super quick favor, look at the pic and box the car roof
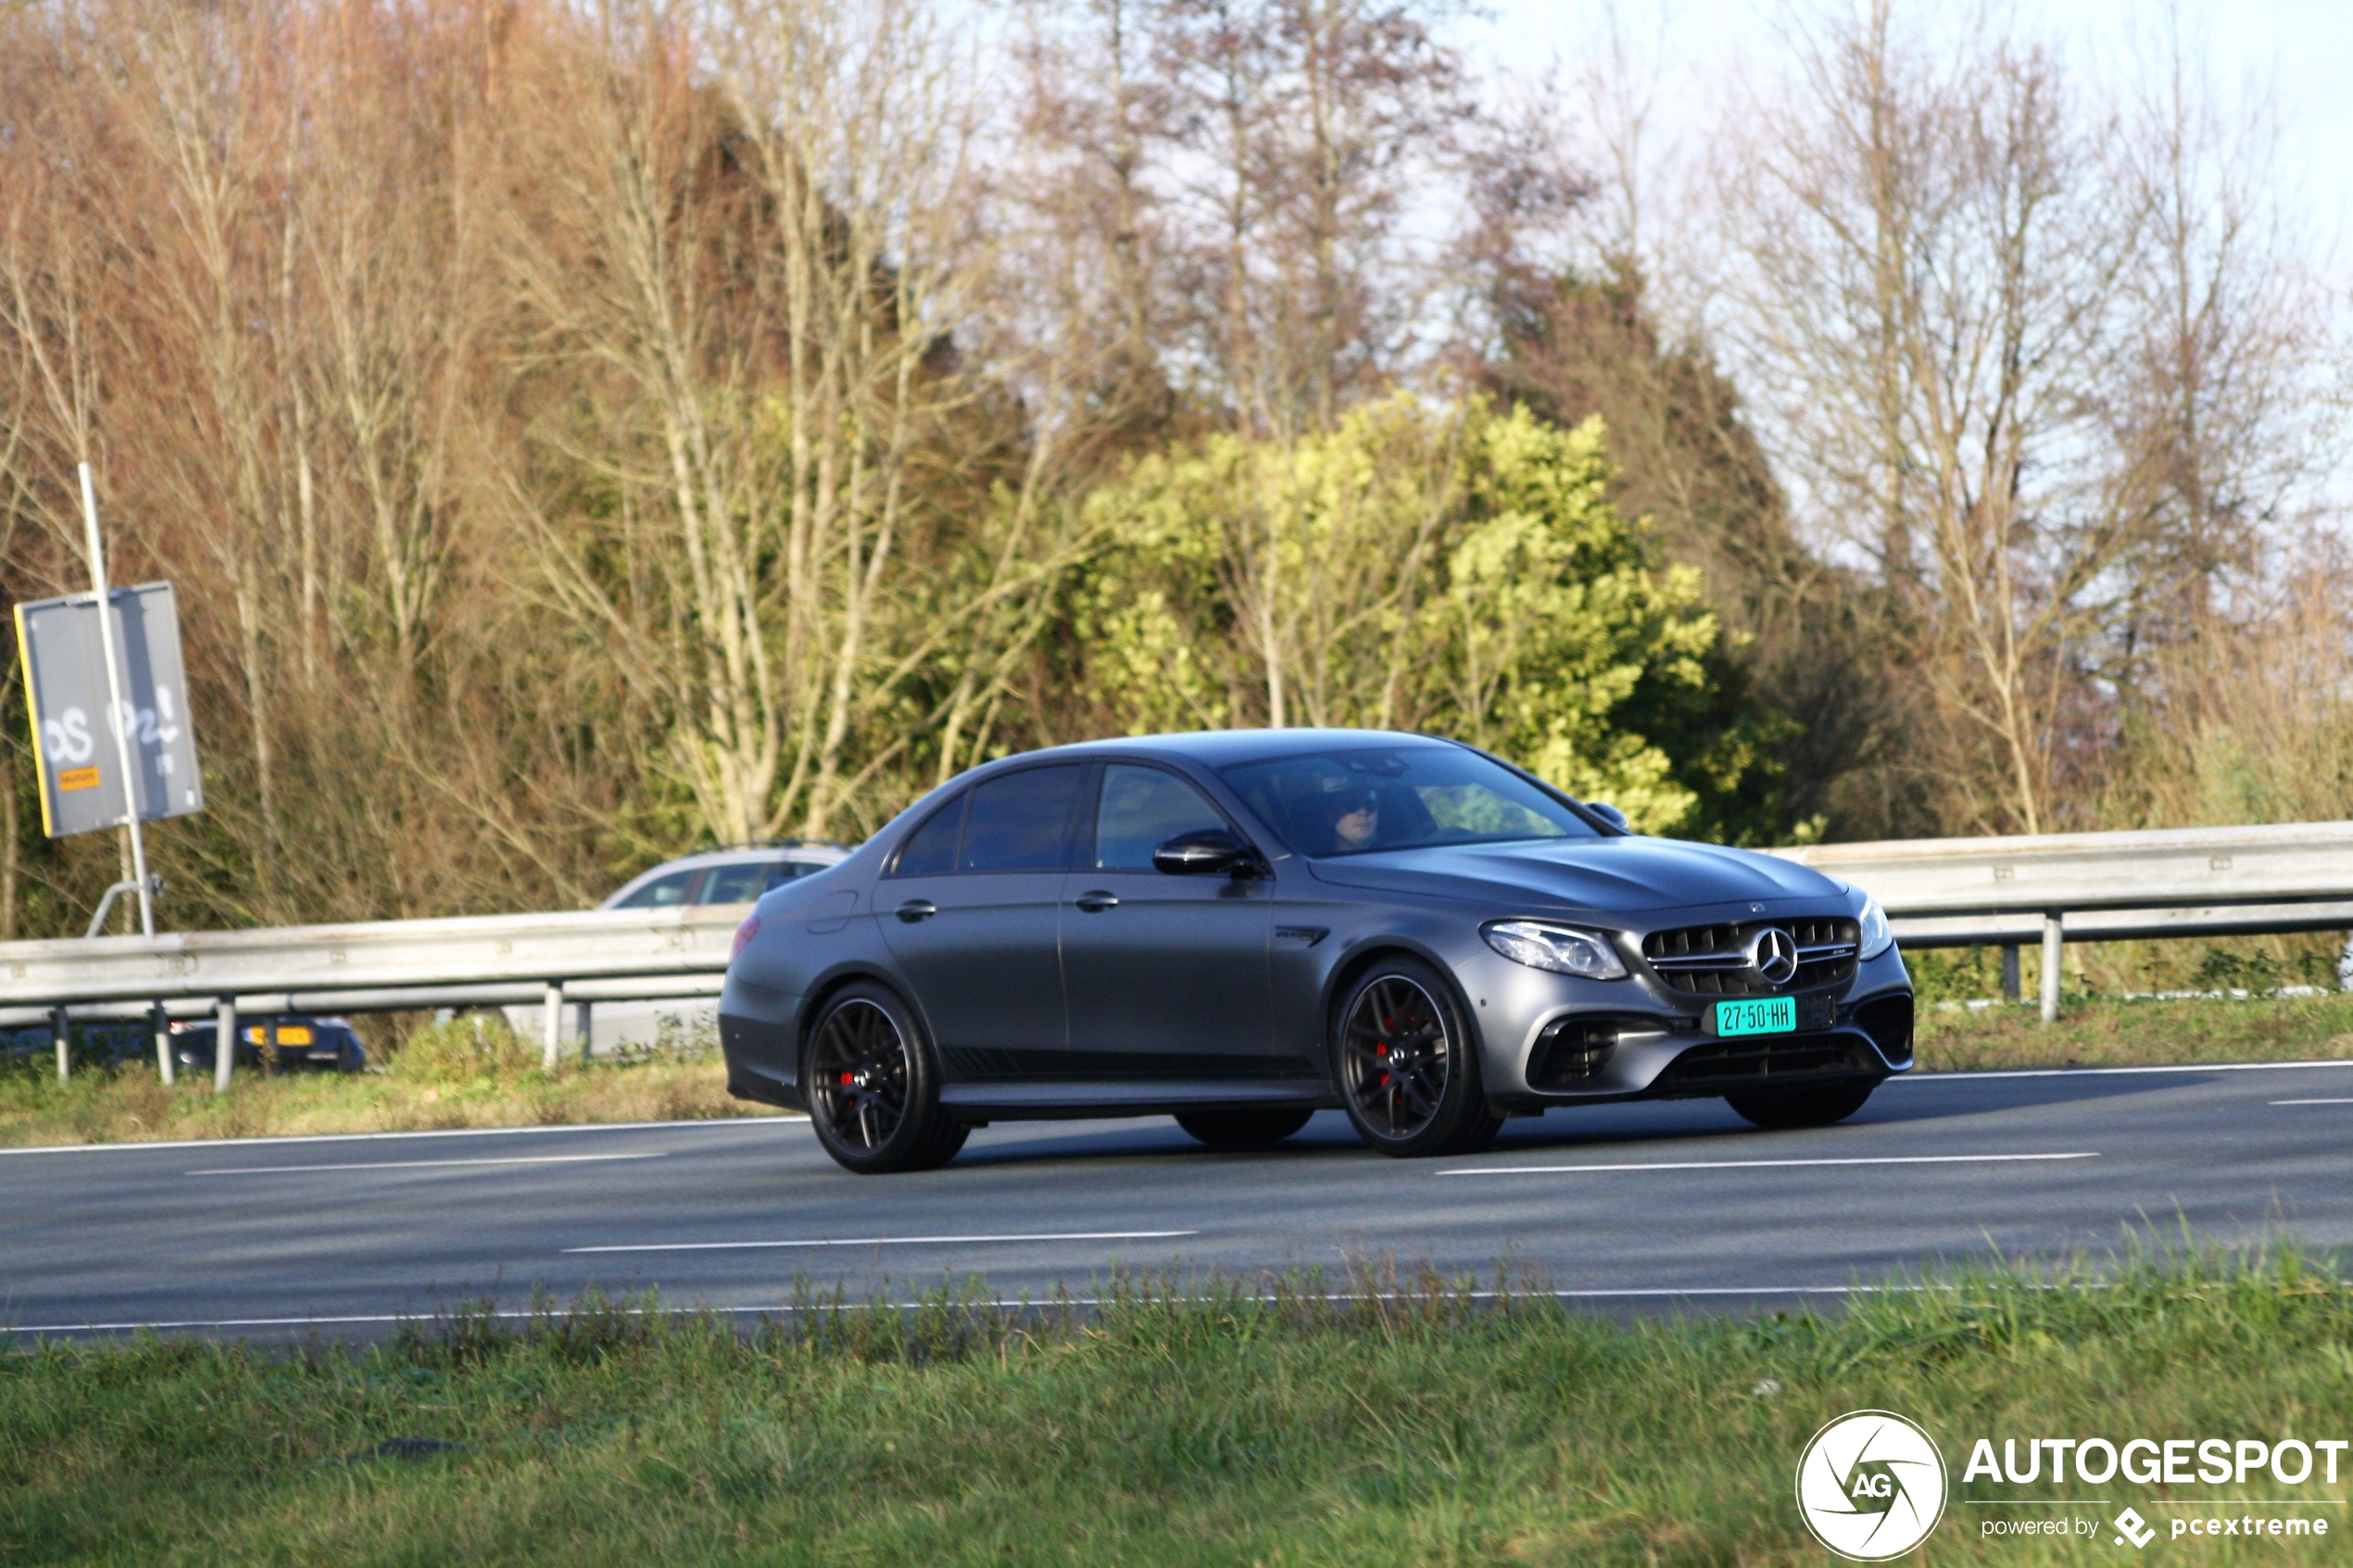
[994,728,1461,771]
[632,845,849,871]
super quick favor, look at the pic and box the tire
[1333,956,1504,1158]
[1725,1078,1881,1130]
[803,983,969,1173]
[1175,1109,1315,1149]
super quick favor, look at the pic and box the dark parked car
[719,730,1914,1173]
[170,1014,368,1074]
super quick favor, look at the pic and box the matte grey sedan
[718,730,1914,1173]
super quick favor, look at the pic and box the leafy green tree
[1075,395,1764,834]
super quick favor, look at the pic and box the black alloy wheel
[1174,1109,1315,1149]
[804,983,968,1174]
[1334,957,1503,1158]
[1725,1078,1881,1130]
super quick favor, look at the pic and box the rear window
[1218,745,1599,857]
[890,795,966,877]
[960,765,1084,872]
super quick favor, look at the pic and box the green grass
[0,1053,783,1149]
[7,1249,2353,1564]
[1917,989,2353,1073]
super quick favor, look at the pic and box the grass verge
[7,1249,2353,1564]
[0,1055,782,1148]
[1916,989,2353,1073]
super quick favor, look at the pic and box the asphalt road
[8,1060,2353,1339]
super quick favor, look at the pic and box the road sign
[15,583,205,838]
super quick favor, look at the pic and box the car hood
[1302,835,1845,915]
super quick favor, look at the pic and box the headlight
[1857,897,1893,960]
[1482,920,1628,980]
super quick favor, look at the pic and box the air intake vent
[1653,1035,1880,1089]
[1529,1015,1652,1088]
[1853,994,1915,1065]
[1642,918,1859,996]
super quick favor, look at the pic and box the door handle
[1073,890,1119,913]
[894,899,937,923]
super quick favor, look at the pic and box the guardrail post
[575,997,593,1061]
[542,981,564,1071]
[51,1005,68,1084]
[214,997,236,1092]
[2039,913,2064,1026]
[152,1000,173,1086]
[2000,945,2020,1002]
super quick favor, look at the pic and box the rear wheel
[1725,1078,1881,1130]
[804,984,968,1173]
[1175,1109,1314,1148]
[1334,957,1503,1158]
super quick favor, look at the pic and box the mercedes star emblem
[1745,926,1799,985]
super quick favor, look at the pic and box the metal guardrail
[0,906,746,1086]
[7,820,2350,1083]
[1770,820,2353,1021]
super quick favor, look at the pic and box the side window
[698,862,770,904]
[762,860,823,892]
[615,869,701,909]
[1094,764,1229,870]
[890,795,966,877]
[960,765,1085,872]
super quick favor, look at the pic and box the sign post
[13,466,207,1083]
[80,464,153,938]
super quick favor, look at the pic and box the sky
[1476,0,2353,285]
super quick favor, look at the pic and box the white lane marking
[1438,1152,2099,1177]
[7,1284,1896,1335]
[2272,1098,2353,1105]
[1892,1060,2353,1081]
[2,1115,803,1158]
[189,1153,669,1175]
[564,1229,1198,1254]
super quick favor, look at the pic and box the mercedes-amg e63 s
[718,730,1914,1173]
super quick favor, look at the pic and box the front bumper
[1469,938,1914,1110]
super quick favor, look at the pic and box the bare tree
[1717,3,2157,834]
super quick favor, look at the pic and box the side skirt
[939,1080,1335,1123]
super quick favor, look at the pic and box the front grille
[1642,917,1859,996]
[1529,1014,1655,1088]
[1653,1033,1880,1089]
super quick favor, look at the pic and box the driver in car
[1329,788,1380,852]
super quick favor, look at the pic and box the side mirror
[1587,801,1629,832]
[1153,828,1264,877]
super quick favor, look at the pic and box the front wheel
[1725,1078,1881,1130]
[1334,957,1503,1158]
[1175,1109,1314,1148]
[804,984,968,1173]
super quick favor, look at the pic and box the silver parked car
[602,842,852,911]
[507,842,851,1054]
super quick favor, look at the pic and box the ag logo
[1795,1410,1947,1561]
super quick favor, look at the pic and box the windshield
[1218,745,1602,857]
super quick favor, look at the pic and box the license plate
[1713,997,1794,1036]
